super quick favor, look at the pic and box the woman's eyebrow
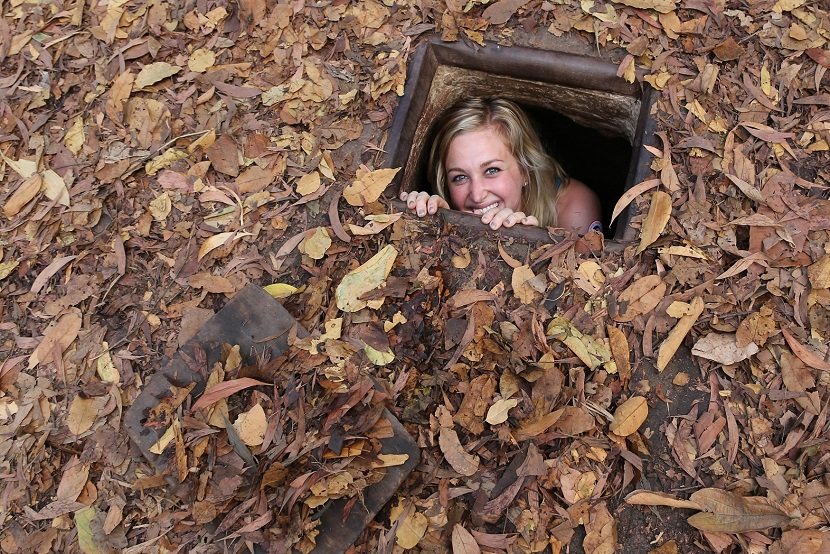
[479,159,503,167]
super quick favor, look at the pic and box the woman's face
[445,126,525,216]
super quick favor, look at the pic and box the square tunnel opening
[386,38,657,242]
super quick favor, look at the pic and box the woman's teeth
[473,202,499,215]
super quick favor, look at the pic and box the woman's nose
[469,178,486,202]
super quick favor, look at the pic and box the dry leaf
[198,231,251,261]
[343,167,400,206]
[687,488,791,532]
[298,227,331,260]
[438,407,480,477]
[808,254,830,289]
[187,48,216,73]
[613,0,676,13]
[657,296,704,371]
[781,328,830,371]
[636,190,672,253]
[607,325,631,381]
[614,275,666,322]
[56,456,90,502]
[67,395,99,435]
[335,244,398,312]
[191,377,269,412]
[63,117,85,155]
[512,264,541,304]
[691,333,759,365]
[134,61,181,90]
[233,403,267,446]
[41,170,70,206]
[96,342,120,383]
[390,500,428,549]
[485,398,518,425]
[452,524,482,554]
[348,213,402,236]
[28,311,82,370]
[609,396,648,436]
[263,283,298,298]
[296,171,321,196]
[625,490,702,510]
[3,173,42,217]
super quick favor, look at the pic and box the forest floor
[1,0,829,553]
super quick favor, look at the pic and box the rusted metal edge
[124,284,306,470]
[310,410,420,554]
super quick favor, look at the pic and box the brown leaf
[687,488,791,533]
[806,48,830,69]
[713,37,744,61]
[735,306,776,348]
[583,502,617,554]
[31,255,77,294]
[28,311,82,370]
[781,328,830,371]
[236,165,274,194]
[56,456,90,502]
[482,0,528,24]
[190,377,270,412]
[636,190,672,254]
[611,178,659,224]
[625,490,702,510]
[691,333,759,365]
[454,374,496,434]
[343,167,399,206]
[2,173,42,218]
[206,135,240,177]
[610,396,648,437]
[614,275,666,323]
[657,296,704,371]
[607,325,631,382]
[451,524,481,554]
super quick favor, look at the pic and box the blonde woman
[400,97,602,232]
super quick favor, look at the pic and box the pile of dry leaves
[1,0,828,552]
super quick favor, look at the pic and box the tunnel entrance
[386,38,657,241]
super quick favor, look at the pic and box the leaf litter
[0,0,829,553]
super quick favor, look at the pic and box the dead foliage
[0,0,829,552]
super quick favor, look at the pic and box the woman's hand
[480,207,539,230]
[400,191,449,217]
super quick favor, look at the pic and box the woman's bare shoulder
[555,178,602,232]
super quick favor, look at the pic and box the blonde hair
[428,98,569,227]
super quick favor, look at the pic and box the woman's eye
[484,167,501,176]
[450,174,467,184]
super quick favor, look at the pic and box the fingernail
[418,209,424,216]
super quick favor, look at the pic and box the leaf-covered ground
[1,0,829,552]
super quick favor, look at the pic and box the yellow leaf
[187,130,216,153]
[807,254,830,289]
[1,154,38,179]
[233,403,267,446]
[74,507,103,554]
[296,171,321,196]
[64,117,85,155]
[452,248,471,269]
[393,505,428,549]
[145,148,188,176]
[657,296,705,371]
[772,0,805,12]
[41,170,70,207]
[485,398,518,425]
[372,453,409,468]
[609,396,648,436]
[343,167,400,206]
[0,261,20,281]
[636,190,672,254]
[364,344,394,366]
[67,396,99,435]
[188,48,216,73]
[298,227,331,260]
[263,283,298,298]
[613,0,677,12]
[348,212,402,236]
[3,173,42,217]
[198,231,251,260]
[512,264,540,304]
[96,342,120,384]
[134,62,181,90]
[149,423,176,454]
[149,192,172,222]
[335,245,398,312]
